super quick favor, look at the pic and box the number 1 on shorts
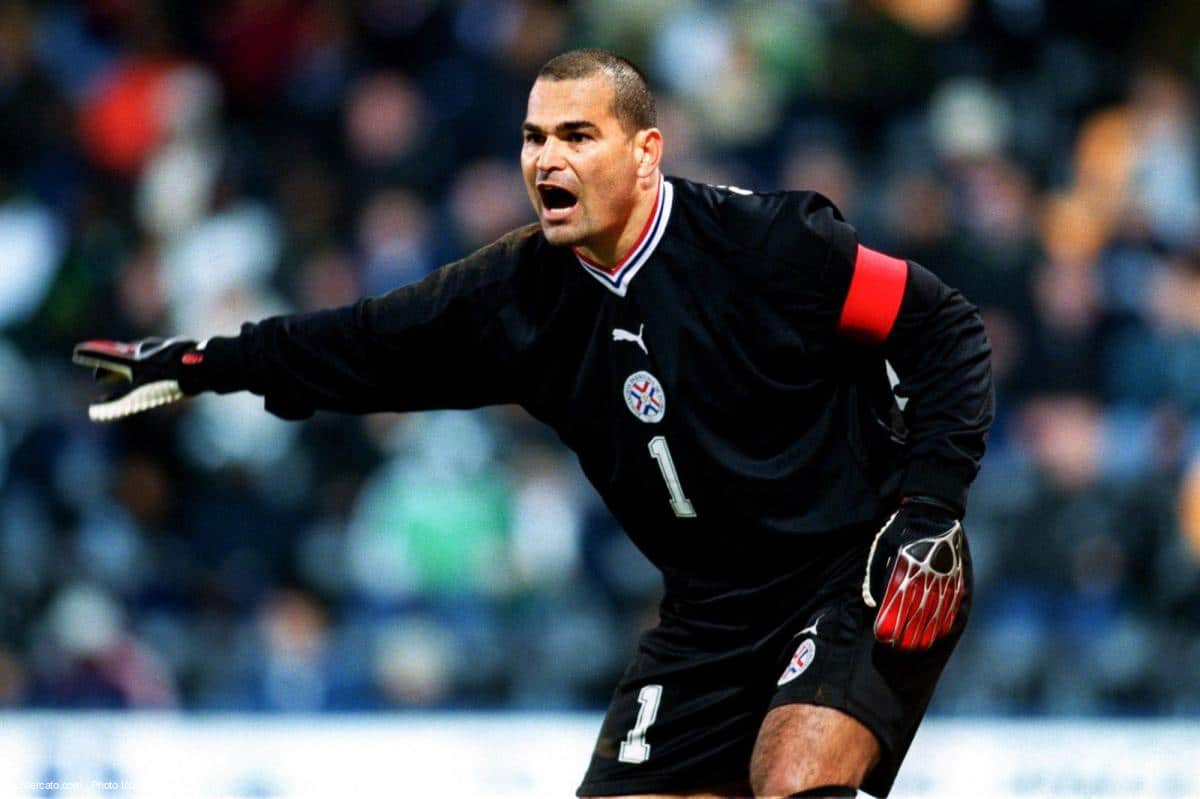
[648,436,696,518]
[618,683,663,764]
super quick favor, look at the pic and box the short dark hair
[537,49,656,133]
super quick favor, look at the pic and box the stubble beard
[540,219,586,248]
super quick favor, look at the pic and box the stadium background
[2,0,1200,794]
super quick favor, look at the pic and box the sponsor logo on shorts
[624,370,665,423]
[795,613,823,638]
[777,638,816,686]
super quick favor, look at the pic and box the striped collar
[573,175,673,297]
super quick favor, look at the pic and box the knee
[748,755,787,797]
[750,754,854,797]
[750,758,856,796]
[750,749,866,796]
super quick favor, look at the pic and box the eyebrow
[522,120,601,135]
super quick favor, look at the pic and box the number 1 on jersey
[648,436,697,518]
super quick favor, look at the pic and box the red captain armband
[836,245,908,344]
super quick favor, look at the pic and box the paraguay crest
[624,370,665,423]
[777,638,816,686]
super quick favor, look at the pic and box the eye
[567,132,590,144]
[523,132,544,145]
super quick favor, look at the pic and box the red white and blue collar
[573,175,673,297]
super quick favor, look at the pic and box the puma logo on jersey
[612,324,648,355]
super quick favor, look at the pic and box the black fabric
[190,177,992,580]
[577,525,973,798]
[885,261,994,512]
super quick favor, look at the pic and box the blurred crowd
[1,0,1199,715]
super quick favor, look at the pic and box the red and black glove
[72,337,208,422]
[862,496,968,651]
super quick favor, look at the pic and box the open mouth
[537,184,578,219]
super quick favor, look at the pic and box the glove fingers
[902,571,935,650]
[88,380,183,422]
[73,354,133,383]
[917,579,946,649]
[874,555,967,651]
[874,558,915,645]
[922,572,955,648]
[940,574,964,638]
[95,367,129,386]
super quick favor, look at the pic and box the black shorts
[577,524,973,798]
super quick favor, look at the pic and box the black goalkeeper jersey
[198,175,993,580]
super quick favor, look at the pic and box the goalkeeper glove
[72,337,207,422]
[862,496,968,651]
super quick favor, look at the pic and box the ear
[633,128,663,178]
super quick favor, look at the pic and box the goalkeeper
[75,49,992,799]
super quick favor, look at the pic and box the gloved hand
[861,496,968,651]
[72,337,205,422]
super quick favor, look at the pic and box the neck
[575,172,661,269]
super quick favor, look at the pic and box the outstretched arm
[76,229,540,422]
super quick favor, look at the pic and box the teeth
[89,380,184,422]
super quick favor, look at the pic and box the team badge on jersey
[624,371,665,423]
[777,638,816,686]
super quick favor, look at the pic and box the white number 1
[618,683,663,764]
[648,436,696,518]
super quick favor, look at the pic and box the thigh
[766,537,974,797]
[750,703,879,795]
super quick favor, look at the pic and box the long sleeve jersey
[192,176,994,579]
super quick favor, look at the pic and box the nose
[535,136,566,174]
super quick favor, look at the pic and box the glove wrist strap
[179,335,248,395]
